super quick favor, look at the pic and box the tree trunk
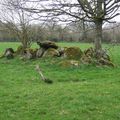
[21,29,29,49]
[22,39,28,49]
[82,20,87,41]
[94,21,103,54]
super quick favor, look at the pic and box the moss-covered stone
[58,60,80,67]
[84,47,94,57]
[98,58,115,67]
[64,47,83,60]
[26,48,38,58]
[16,45,25,55]
[82,47,114,67]
[57,47,69,57]
[0,54,4,59]
[43,48,60,58]
[22,48,38,59]
[81,54,93,64]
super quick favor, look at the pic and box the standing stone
[36,48,45,58]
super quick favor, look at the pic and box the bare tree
[68,20,89,42]
[0,0,34,49]
[2,0,120,56]
[76,0,120,54]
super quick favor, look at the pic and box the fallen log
[35,65,53,84]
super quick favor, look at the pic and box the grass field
[0,42,120,120]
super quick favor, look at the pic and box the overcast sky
[0,0,120,25]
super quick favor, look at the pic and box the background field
[0,42,120,120]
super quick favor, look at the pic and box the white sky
[0,0,120,25]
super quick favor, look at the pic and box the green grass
[0,42,120,120]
